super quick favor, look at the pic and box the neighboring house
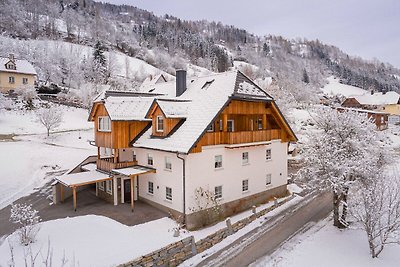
[336,107,389,130]
[342,91,400,115]
[53,70,297,230]
[0,54,37,93]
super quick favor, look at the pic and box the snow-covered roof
[139,73,172,93]
[156,99,191,118]
[104,97,153,121]
[350,91,400,106]
[134,70,274,153]
[56,170,111,187]
[0,56,37,75]
[112,165,155,176]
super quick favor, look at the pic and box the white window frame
[22,77,28,85]
[156,116,164,132]
[98,116,111,132]
[266,148,272,161]
[148,181,154,195]
[227,120,234,132]
[8,76,15,84]
[258,119,263,130]
[219,119,223,131]
[147,154,154,166]
[215,155,223,169]
[98,181,104,190]
[165,156,172,170]
[214,185,222,200]
[242,179,249,192]
[106,180,112,194]
[242,152,249,165]
[266,174,272,186]
[166,187,172,201]
[207,123,214,132]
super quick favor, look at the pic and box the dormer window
[5,63,16,70]
[156,116,164,132]
[98,116,111,132]
[207,123,214,132]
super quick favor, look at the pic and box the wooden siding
[96,158,137,172]
[190,100,294,153]
[151,106,182,137]
[93,104,149,148]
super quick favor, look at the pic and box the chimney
[9,53,15,62]
[176,69,187,97]
[370,89,374,95]
[382,89,387,95]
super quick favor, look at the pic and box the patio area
[0,185,168,238]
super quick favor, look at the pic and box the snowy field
[252,217,400,267]
[0,104,96,209]
[322,76,367,97]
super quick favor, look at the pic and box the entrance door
[124,179,131,203]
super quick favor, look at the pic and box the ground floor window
[106,180,113,194]
[22,77,28,84]
[148,181,154,194]
[242,179,249,192]
[98,181,104,190]
[166,187,172,201]
[266,174,272,185]
[215,185,223,199]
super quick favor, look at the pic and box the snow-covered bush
[0,94,13,111]
[15,86,38,110]
[36,106,63,136]
[350,173,400,258]
[10,203,40,246]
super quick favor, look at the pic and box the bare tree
[189,187,222,228]
[10,203,41,246]
[350,172,400,258]
[37,107,63,136]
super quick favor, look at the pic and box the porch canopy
[56,170,111,211]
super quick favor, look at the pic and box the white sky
[101,0,400,68]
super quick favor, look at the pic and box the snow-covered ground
[0,104,96,209]
[252,217,400,267]
[322,76,367,97]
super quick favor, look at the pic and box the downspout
[176,152,186,226]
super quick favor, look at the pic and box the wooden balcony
[201,129,282,146]
[96,157,137,172]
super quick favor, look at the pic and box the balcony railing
[97,157,137,172]
[202,129,281,146]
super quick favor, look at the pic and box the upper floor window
[98,116,111,132]
[227,120,234,132]
[8,76,15,84]
[165,156,172,170]
[219,119,223,131]
[207,123,214,132]
[156,116,164,132]
[258,119,263,130]
[6,63,16,70]
[215,155,223,169]
[147,154,154,166]
[266,149,272,161]
[132,151,136,161]
[242,152,249,165]
[22,77,28,84]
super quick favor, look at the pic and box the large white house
[54,70,297,229]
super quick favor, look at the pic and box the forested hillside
[1,0,400,102]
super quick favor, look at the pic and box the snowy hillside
[322,76,367,97]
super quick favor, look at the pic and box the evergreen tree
[92,41,107,83]
[302,68,310,84]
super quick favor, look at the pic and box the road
[197,191,333,267]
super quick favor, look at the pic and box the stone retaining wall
[119,195,295,267]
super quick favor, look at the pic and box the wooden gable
[148,104,183,137]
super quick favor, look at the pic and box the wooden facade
[190,100,295,153]
[150,106,182,137]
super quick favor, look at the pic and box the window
[227,120,234,132]
[207,123,214,132]
[214,186,222,199]
[266,149,272,160]
[148,181,154,194]
[242,179,249,192]
[100,147,113,158]
[258,119,263,130]
[266,174,272,185]
[166,187,172,201]
[156,116,164,132]
[22,77,28,85]
[165,156,172,170]
[219,119,223,131]
[215,155,222,169]
[242,152,249,164]
[106,180,112,194]
[98,116,111,132]
[8,76,15,84]
[6,63,15,70]
[132,151,136,161]
[147,154,154,166]
[98,181,104,190]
